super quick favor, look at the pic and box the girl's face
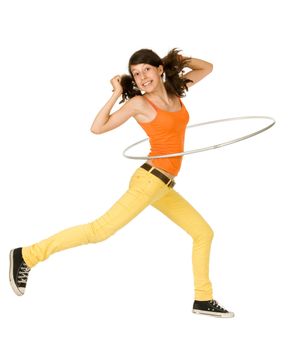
[130,63,163,92]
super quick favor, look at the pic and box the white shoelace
[210,300,227,311]
[18,263,31,284]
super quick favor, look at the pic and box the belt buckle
[166,178,174,188]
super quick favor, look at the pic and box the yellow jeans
[22,166,214,300]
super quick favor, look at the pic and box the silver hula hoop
[122,116,276,160]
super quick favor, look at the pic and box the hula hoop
[122,116,276,160]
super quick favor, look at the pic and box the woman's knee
[86,220,113,243]
[190,223,214,243]
[205,225,214,242]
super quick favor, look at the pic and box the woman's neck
[145,84,171,104]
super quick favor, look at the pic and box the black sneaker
[9,248,31,296]
[192,300,235,318]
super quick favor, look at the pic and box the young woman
[10,48,234,318]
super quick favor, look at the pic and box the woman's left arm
[181,56,213,88]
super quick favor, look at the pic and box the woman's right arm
[181,56,213,88]
[90,75,140,134]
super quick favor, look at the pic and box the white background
[1,0,289,349]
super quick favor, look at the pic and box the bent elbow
[90,127,103,135]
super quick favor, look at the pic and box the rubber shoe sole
[192,309,235,318]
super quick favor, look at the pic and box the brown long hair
[119,48,192,103]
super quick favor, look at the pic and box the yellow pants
[22,166,214,300]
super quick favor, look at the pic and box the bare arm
[90,75,139,134]
[181,56,213,88]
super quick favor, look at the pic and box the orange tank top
[137,96,189,176]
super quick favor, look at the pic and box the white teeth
[143,81,152,87]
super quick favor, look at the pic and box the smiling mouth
[143,80,153,87]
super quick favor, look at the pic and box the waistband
[140,163,175,188]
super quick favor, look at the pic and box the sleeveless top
[137,96,189,176]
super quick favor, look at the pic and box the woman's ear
[158,65,164,76]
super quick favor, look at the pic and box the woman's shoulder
[128,95,157,123]
[126,95,150,113]
[129,95,147,106]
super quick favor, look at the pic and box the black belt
[140,163,175,188]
